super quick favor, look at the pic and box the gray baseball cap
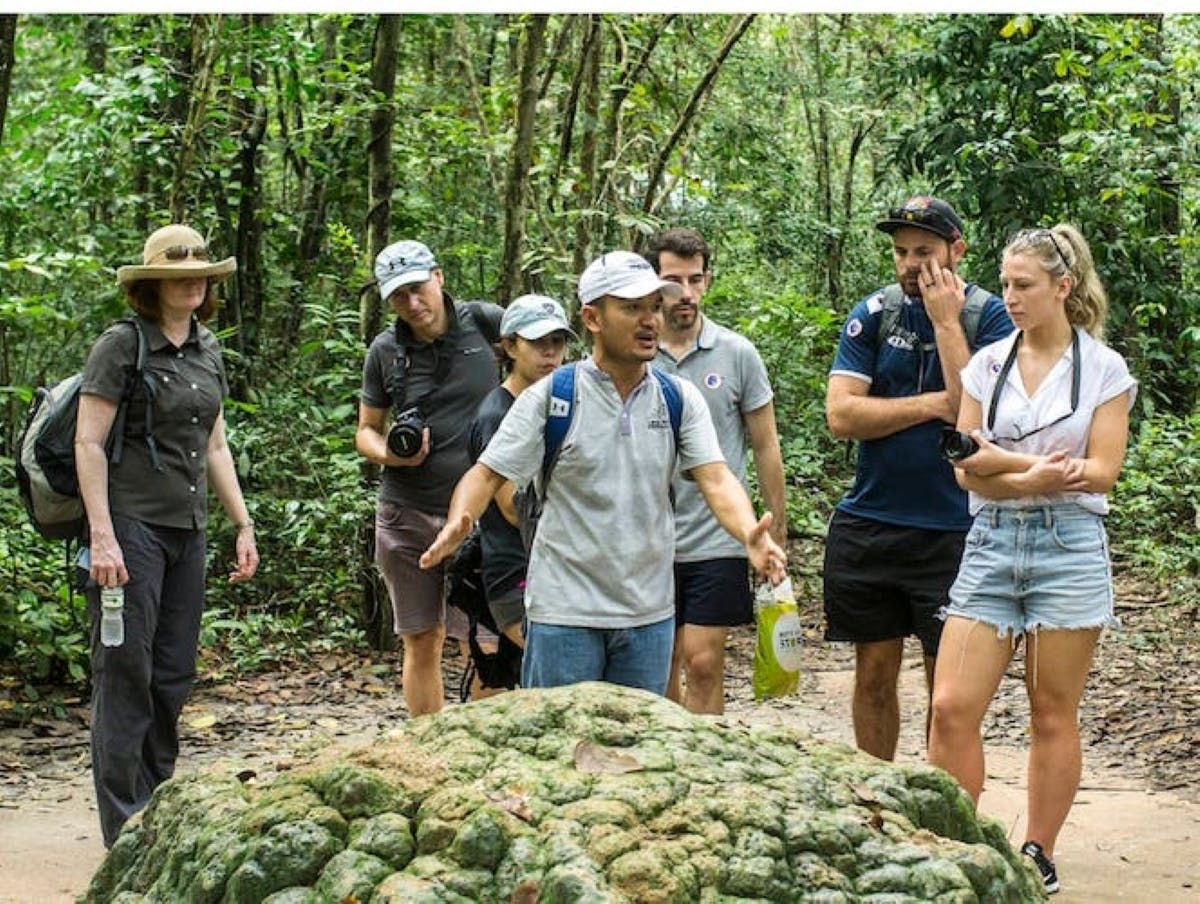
[501,294,577,340]
[577,250,683,306]
[376,240,438,300]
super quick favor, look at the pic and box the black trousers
[87,515,207,847]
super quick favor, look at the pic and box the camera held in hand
[387,406,426,458]
[939,425,979,463]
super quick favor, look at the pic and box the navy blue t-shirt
[830,284,1013,531]
[469,385,528,601]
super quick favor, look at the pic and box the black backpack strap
[108,318,158,469]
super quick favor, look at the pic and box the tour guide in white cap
[421,250,787,696]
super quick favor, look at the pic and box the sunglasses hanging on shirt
[985,328,1081,443]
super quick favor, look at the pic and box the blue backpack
[515,362,683,550]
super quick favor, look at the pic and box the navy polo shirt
[830,284,1013,531]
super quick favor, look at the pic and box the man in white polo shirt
[421,250,787,694]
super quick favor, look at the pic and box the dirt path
[2,641,1197,903]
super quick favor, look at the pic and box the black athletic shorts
[674,557,754,628]
[822,509,967,657]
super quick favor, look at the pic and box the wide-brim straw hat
[116,224,237,288]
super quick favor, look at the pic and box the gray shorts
[374,500,448,636]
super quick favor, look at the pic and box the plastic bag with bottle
[752,576,803,701]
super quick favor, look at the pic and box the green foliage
[1110,412,1200,576]
[0,488,90,689]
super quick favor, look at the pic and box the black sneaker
[1020,840,1060,895]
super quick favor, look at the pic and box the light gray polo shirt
[478,357,724,628]
[655,316,774,561]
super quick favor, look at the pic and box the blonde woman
[928,224,1136,894]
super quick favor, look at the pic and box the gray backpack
[875,282,990,353]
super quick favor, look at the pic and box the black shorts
[822,510,967,657]
[674,558,754,628]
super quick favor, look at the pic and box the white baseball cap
[577,250,683,306]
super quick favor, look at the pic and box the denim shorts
[521,616,675,694]
[943,504,1119,637]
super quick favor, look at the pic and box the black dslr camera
[939,425,979,463]
[387,406,426,458]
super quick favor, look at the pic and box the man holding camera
[420,250,787,695]
[823,197,1012,760]
[357,239,503,715]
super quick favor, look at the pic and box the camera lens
[939,426,978,463]
[387,407,425,458]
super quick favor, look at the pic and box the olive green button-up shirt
[80,314,227,530]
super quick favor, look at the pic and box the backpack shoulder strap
[108,318,153,467]
[540,362,578,485]
[874,284,905,350]
[649,367,683,447]
[960,284,990,348]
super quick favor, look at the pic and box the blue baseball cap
[501,294,577,340]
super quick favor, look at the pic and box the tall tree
[226,13,269,393]
[169,15,221,222]
[363,14,399,343]
[0,15,15,152]
[497,14,549,301]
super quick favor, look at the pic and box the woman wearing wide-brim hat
[76,223,259,848]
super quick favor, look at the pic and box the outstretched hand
[746,512,787,585]
[419,511,474,570]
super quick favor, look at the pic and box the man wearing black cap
[823,196,1013,760]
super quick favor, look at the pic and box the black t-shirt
[469,385,528,600]
[361,296,503,515]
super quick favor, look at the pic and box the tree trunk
[169,15,221,222]
[363,14,400,345]
[83,15,107,72]
[595,15,674,216]
[640,14,755,217]
[573,15,601,277]
[452,16,504,200]
[497,14,549,302]
[550,16,590,201]
[362,14,401,653]
[0,16,18,153]
[226,13,268,397]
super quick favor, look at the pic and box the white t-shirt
[479,358,724,628]
[961,328,1137,515]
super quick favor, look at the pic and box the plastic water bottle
[100,586,125,648]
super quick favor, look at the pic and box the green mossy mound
[83,682,1044,902]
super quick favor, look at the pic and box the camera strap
[388,318,456,413]
[986,328,1080,434]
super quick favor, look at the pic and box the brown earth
[1,562,1196,902]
